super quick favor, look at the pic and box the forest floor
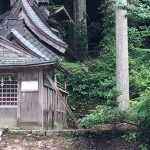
[0,135,88,150]
[0,134,140,150]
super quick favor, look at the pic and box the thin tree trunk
[116,0,129,110]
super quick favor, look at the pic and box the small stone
[2,127,9,135]
[46,130,60,136]
[75,129,87,137]
[9,130,32,135]
[27,134,32,137]
[14,139,20,143]
[32,130,46,136]
[0,131,2,136]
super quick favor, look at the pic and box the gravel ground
[0,134,140,150]
[0,135,88,150]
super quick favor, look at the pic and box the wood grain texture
[45,72,80,129]
[19,69,40,126]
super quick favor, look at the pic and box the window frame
[0,74,18,107]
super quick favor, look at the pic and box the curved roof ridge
[21,0,67,47]
[11,29,51,61]
[0,35,31,56]
[0,34,56,67]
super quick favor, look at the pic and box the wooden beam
[48,5,74,25]
[17,72,21,127]
[45,72,80,129]
[39,69,44,127]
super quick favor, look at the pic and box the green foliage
[130,64,150,99]
[123,90,150,148]
[60,58,118,118]
[56,0,150,146]
[115,0,150,21]
[79,105,127,128]
[128,27,143,49]
[112,1,150,147]
[128,26,150,99]
[135,90,150,146]
[76,0,150,135]
[122,131,137,142]
[58,10,117,118]
[99,12,115,59]
[140,144,148,150]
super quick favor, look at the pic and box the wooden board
[0,107,17,128]
[19,69,41,128]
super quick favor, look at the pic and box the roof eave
[0,61,56,69]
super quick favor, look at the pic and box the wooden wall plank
[0,107,17,128]
[45,73,80,128]
[43,87,48,128]
[20,68,40,128]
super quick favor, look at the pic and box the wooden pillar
[38,69,44,127]
[17,73,21,127]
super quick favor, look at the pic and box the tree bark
[0,0,10,14]
[116,0,129,110]
[73,0,88,58]
[74,0,87,24]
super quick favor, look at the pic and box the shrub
[59,59,118,118]
[79,105,127,129]
[135,90,150,147]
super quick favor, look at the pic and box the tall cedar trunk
[73,0,88,58]
[116,0,129,110]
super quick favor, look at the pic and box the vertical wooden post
[45,73,80,128]
[65,81,67,92]
[17,73,21,127]
[54,75,57,87]
[39,69,44,127]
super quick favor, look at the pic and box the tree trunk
[74,0,87,24]
[116,0,129,110]
[73,0,88,59]
[0,0,10,14]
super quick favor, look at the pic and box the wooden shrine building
[0,0,77,129]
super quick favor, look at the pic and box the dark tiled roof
[0,0,76,68]
[23,30,59,61]
[11,29,57,61]
[0,18,60,66]
[0,36,53,67]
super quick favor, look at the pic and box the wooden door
[19,69,41,128]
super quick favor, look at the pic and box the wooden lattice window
[0,75,17,106]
